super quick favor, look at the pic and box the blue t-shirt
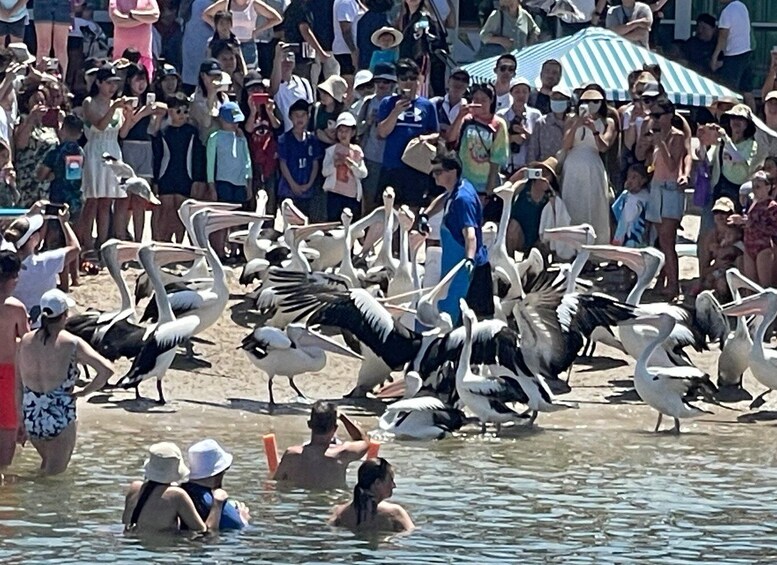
[377,95,439,170]
[277,130,323,200]
[443,178,488,266]
[180,483,244,530]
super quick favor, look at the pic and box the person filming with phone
[3,201,80,326]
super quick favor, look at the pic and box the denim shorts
[0,16,26,38]
[215,181,247,204]
[646,180,685,223]
[33,0,71,24]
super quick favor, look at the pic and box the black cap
[244,70,264,89]
[94,64,121,82]
[199,58,222,76]
[158,63,179,78]
[288,98,310,116]
[450,67,470,82]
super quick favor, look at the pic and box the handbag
[692,158,712,208]
[401,135,438,174]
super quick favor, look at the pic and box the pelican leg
[495,423,502,434]
[654,413,663,432]
[480,423,487,434]
[565,364,574,384]
[135,386,141,401]
[519,409,531,418]
[268,375,276,407]
[672,418,681,435]
[288,377,307,399]
[184,339,198,359]
[749,389,771,410]
[156,379,166,405]
[528,411,538,426]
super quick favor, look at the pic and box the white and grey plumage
[240,323,362,406]
[718,268,762,389]
[625,313,718,434]
[721,289,777,409]
[116,244,204,404]
[102,152,160,205]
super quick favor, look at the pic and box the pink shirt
[110,0,159,74]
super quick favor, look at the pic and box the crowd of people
[0,0,776,538]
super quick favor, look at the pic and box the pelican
[623,313,718,434]
[721,289,777,409]
[240,323,362,406]
[386,205,416,301]
[102,152,160,205]
[117,243,205,404]
[455,300,528,432]
[489,182,523,299]
[718,268,762,391]
[376,372,468,440]
[66,239,147,361]
[584,245,728,367]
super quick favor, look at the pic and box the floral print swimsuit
[23,357,79,440]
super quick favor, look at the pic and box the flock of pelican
[64,182,777,437]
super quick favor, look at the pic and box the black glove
[417,212,430,235]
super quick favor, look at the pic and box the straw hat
[579,89,604,101]
[528,156,559,184]
[187,439,233,480]
[144,442,189,484]
[371,26,403,49]
[317,75,348,103]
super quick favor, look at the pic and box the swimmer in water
[273,401,369,489]
[329,458,414,533]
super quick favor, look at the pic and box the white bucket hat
[144,442,190,484]
[187,439,233,480]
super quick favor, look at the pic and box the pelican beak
[150,243,206,266]
[384,303,417,317]
[492,182,515,199]
[429,259,468,302]
[281,199,308,226]
[207,211,274,232]
[721,290,776,317]
[115,241,142,264]
[543,224,595,247]
[375,379,407,399]
[349,206,385,239]
[582,244,644,272]
[291,222,341,243]
[724,268,764,297]
[409,230,427,253]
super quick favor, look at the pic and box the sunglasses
[398,74,418,82]
[498,65,516,72]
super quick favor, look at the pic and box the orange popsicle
[263,433,279,474]
[366,439,380,459]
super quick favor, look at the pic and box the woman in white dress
[81,65,135,250]
[560,88,617,244]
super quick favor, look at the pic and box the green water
[2,411,777,564]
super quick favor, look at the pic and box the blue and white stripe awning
[462,27,741,107]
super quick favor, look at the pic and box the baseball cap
[766,91,777,103]
[94,64,121,83]
[551,84,572,98]
[450,67,470,82]
[218,101,245,123]
[711,197,735,214]
[373,62,397,82]
[244,70,264,89]
[158,63,179,78]
[335,112,357,128]
[199,58,222,76]
[509,77,532,91]
[40,288,76,318]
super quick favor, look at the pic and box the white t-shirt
[332,0,362,56]
[718,0,751,56]
[496,92,512,112]
[14,249,67,316]
[275,74,314,132]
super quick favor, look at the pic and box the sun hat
[95,64,121,83]
[711,196,736,214]
[527,156,559,184]
[509,77,531,91]
[353,69,374,90]
[335,112,357,128]
[187,439,233,480]
[8,42,35,65]
[144,442,190,484]
[7,213,44,249]
[373,62,397,82]
[40,288,76,318]
[318,75,348,103]
[721,103,756,138]
[580,89,604,101]
[371,26,403,49]
[219,101,245,123]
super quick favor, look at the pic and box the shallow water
[3,413,777,564]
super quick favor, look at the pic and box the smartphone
[526,168,543,180]
[578,105,590,117]
[44,203,65,216]
[41,107,58,128]
[251,92,269,106]
[146,92,156,105]
[126,96,139,108]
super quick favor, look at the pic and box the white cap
[13,214,44,249]
[335,112,357,128]
[187,439,234,480]
[40,288,75,318]
[551,84,572,98]
[353,69,374,90]
[509,77,532,91]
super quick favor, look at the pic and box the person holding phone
[560,87,616,244]
[3,202,80,326]
[506,158,559,256]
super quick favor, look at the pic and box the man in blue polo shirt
[419,151,493,325]
[376,58,439,208]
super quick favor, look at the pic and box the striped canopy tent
[462,27,741,107]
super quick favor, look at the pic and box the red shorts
[0,364,17,429]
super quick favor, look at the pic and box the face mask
[550,99,568,114]
[586,101,602,114]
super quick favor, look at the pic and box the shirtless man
[0,251,29,469]
[273,401,369,489]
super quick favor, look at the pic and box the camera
[525,168,543,180]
